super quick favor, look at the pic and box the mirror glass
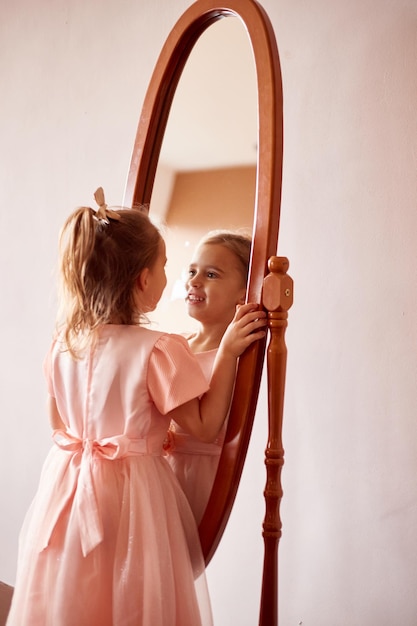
[147,16,258,334]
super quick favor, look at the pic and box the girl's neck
[188,323,228,353]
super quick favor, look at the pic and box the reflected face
[186,243,247,326]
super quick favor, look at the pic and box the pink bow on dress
[38,430,148,557]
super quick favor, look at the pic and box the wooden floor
[0,582,13,626]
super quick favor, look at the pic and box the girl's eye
[188,269,196,277]
[207,272,218,279]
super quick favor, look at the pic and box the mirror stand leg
[259,257,293,626]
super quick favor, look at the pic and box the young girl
[165,231,251,524]
[6,191,265,626]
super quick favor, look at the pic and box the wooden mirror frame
[124,0,283,568]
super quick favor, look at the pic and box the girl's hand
[169,303,267,442]
[218,303,267,359]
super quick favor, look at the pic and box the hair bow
[93,187,121,224]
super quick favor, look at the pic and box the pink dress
[165,349,226,524]
[7,325,213,626]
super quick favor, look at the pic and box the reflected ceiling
[159,17,258,171]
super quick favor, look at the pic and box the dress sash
[38,429,154,557]
[163,431,222,456]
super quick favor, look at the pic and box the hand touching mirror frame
[124,0,290,622]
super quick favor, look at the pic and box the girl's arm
[47,395,66,430]
[167,303,266,442]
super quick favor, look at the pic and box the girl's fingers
[235,317,267,343]
[246,330,266,344]
[234,302,260,318]
[234,304,266,324]
[239,328,266,349]
[240,311,267,330]
[222,304,267,356]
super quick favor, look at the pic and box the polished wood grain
[259,257,293,625]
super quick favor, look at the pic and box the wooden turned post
[259,256,293,626]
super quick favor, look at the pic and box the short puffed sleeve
[43,341,56,397]
[148,334,209,415]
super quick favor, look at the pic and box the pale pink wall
[1,1,416,625]
[273,3,417,624]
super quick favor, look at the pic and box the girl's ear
[136,268,150,293]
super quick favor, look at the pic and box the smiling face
[186,242,247,326]
[135,237,168,314]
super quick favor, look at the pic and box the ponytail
[57,203,161,357]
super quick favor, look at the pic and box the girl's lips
[187,293,205,303]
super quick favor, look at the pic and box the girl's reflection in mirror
[165,230,252,523]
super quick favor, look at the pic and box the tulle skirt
[7,446,212,626]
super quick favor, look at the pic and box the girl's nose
[188,272,201,287]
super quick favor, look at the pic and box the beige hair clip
[93,187,121,224]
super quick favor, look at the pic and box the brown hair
[197,230,252,285]
[57,206,161,356]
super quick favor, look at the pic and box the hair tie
[93,187,121,224]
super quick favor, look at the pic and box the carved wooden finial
[262,255,294,312]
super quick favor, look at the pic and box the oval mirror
[123,0,283,565]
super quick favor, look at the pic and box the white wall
[1,1,417,625]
